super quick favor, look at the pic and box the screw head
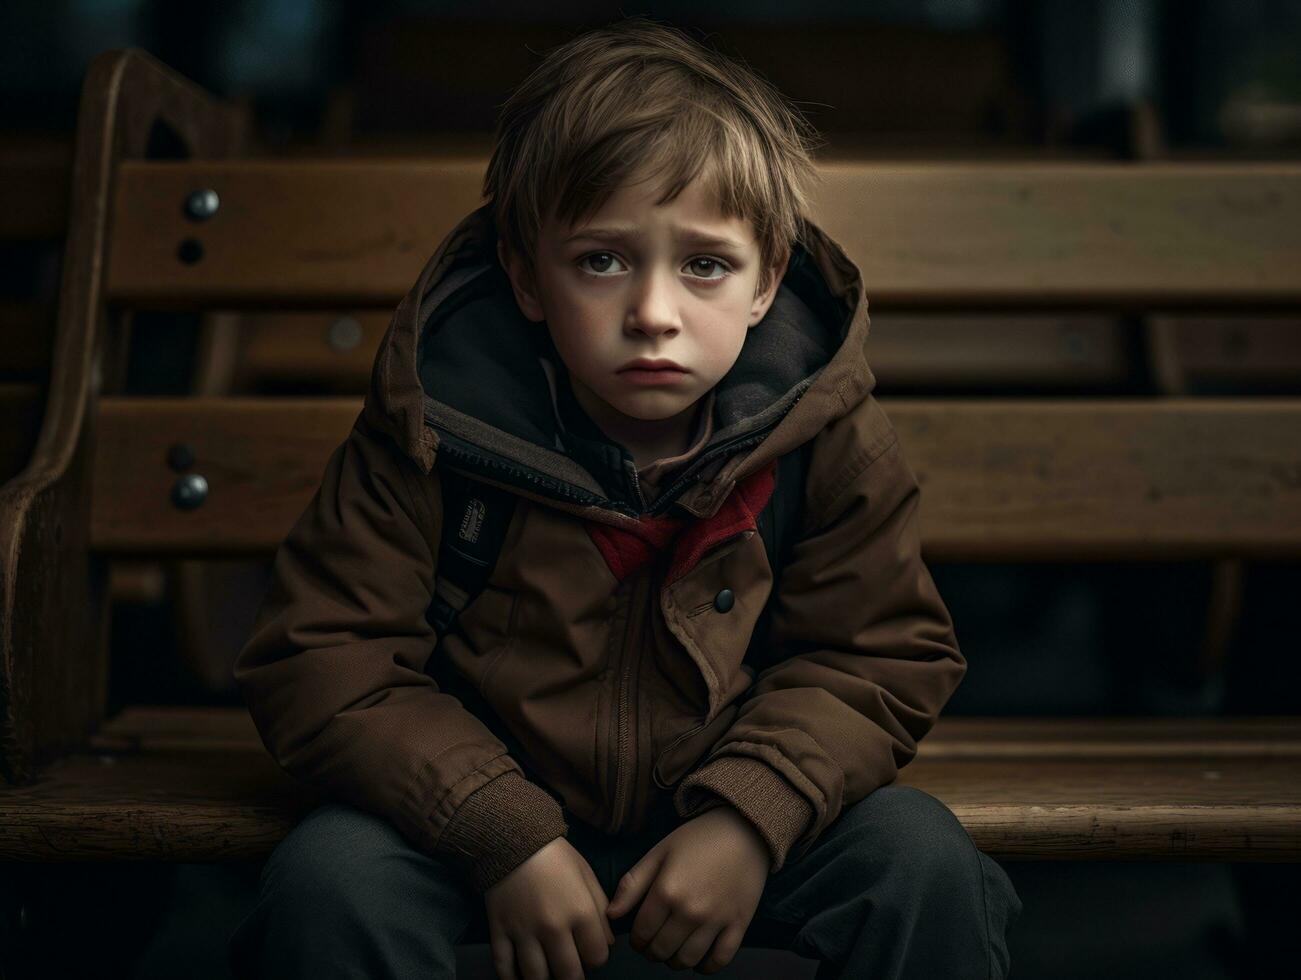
[1061,328,1087,359]
[166,443,196,472]
[326,316,364,353]
[171,473,209,510]
[184,188,220,221]
[177,238,204,265]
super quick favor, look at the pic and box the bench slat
[90,397,1301,559]
[107,161,1301,309]
[232,312,1137,393]
[86,705,1301,759]
[2,707,1295,862]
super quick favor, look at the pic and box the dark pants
[229,783,1021,979]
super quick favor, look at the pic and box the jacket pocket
[661,530,772,723]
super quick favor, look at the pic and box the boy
[230,16,1021,980]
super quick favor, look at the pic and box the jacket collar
[362,203,875,530]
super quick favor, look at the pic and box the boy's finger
[580,876,616,944]
[488,934,519,980]
[606,850,660,918]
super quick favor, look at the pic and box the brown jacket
[233,204,965,895]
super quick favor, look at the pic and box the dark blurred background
[2,1,1300,978]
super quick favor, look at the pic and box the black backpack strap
[747,439,815,676]
[764,440,814,583]
[424,464,559,792]
[426,463,519,639]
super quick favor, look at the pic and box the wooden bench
[3,49,1300,878]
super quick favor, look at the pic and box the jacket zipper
[611,567,647,831]
[645,378,813,516]
[422,407,625,509]
[425,394,808,519]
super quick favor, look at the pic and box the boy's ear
[747,251,790,327]
[497,239,546,323]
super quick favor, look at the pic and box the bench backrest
[3,48,1300,782]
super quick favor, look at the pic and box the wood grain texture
[236,310,390,389]
[891,398,1301,559]
[106,161,1301,309]
[2,707,1296,861]
[92,397,358,556]
[867,314,1132,388]
[899,759,1301,861]
[108,159,484,308]
[1148,315,1301,387]
[90,397,1301,559]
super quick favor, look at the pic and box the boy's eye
[577,252,627,276]
[685,257,729,280]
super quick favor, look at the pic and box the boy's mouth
[617,360,690,386]
[618,357,687,372]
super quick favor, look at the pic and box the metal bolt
[166,443,195,472]
[184,188,220,221]
[326,316,364,353]
[171,473,209,510]
[177,238,204,265]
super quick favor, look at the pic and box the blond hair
[482,17,823,295]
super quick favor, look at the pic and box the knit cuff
[673,755,814,872]
[436,771,569,894]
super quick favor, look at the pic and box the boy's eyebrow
[563,224,748,250]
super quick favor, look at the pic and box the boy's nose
[625,268,681,337]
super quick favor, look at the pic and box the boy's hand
[483,835,616,980]
[604,804,770,974]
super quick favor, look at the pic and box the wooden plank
[89,704,264,753]
[233,311,1131,393]
[106,161,1301,310]
[0,747,317,861]
[2,707,1297,861]
[1149,315,1301,389]
[89,705,1301,760]
[892,399,1301,560]
[814,163,1301,309]
[899,758,1301,861]
[108,159,484,308]
[200,310,1143,396]
[92,397,358,556]
[869,314,1131,389]
[89,397,1301,559]
[922,717,1301,758]
[237,310,388,389]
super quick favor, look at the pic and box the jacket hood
[362,203,876,529]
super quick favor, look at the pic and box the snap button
[713,588,735,613]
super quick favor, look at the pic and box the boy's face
[498,169,787,448]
